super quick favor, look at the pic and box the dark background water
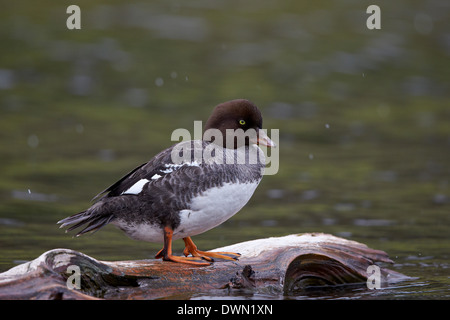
[0,0,449,299]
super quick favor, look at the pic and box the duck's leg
[183,236,240,261]
[155,226,211,266]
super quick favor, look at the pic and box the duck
[58,99,275,266]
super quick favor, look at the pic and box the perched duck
[58,99,275,265]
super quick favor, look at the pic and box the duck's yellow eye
[239,119,246,125]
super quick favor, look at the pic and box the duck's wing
[91,140,206,202]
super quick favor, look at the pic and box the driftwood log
[0,233,407,299]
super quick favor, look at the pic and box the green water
[0,0,449,299]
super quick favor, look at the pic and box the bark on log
[0,233,408,299]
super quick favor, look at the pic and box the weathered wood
[0,233,407,299]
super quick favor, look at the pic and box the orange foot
[155,227,211,266]
[182,237,240,262]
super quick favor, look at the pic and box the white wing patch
[121,178,150,195]
[120,161,201,195]
[160,161,200,174]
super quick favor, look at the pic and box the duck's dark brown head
[203,99,275,149]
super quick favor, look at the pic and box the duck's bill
[256,129,276,148]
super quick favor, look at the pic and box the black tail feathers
[57,209,113,237]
